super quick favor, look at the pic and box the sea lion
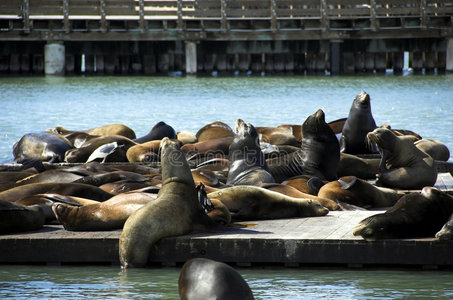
[196,121,235,142]
[119,137,217,268]
[366,128,437,190]
[337,153,380,180]
[134,121,176,144]
[256,126,299,147]
[52,124,136,140]
[181,137,234,157]
[179,258,255,300]
[277,118,348,142]
[176,131,197,145]
[126,140,161,162]
[0,200,45,233]
[281,175,325,195]
[353,187,453,241]
[13,169,84,186]
[64,135,136,163]
[414,139,450,162]
[13,132,72,163]
[318,176,404,209]
[207,185,329,220]
[226,119,274,186]
[340,91,377,154]
[436,213,453,240]
[267,109,340,182]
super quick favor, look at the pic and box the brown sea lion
[207,185,329,221]
[353,187,453,241]
[196,121,235,142]
[119,137,217,268]
[277,117,347,142]
[366,128,437,190]
[134,121,176,144]
[52,124,136,140]
[379,124,423,141]
[281,175,325,195]
[0,200,45,233]
[13,132,72,163]
[337,153,380,180]
[266,109,340,182]
[340,91,378,154]
[414,139,450,162]
[181,137,234,157]
[318,176,404,209]
[226,119,274,186]
[176,131,197,145]
[126,140,161,162]
[256,126,299,147]
[179,258,255,300]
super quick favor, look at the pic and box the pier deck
[1,173,453,269]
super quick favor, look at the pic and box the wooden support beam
[22,0,30,33]
[100,0,107,33]
[63,0,70,33]
[270,0,278,32]
[138,0,146,32]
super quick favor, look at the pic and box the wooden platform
[1,173,453,268]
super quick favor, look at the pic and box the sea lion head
[235,119,259,142]
[352,215,391,241]
[353,91,371,110]
[159,137,194,185]
[302,109,330,137]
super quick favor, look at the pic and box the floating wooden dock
[1,173,453,269]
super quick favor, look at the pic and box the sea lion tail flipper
[307,177,324,194]
[338,176,358,190]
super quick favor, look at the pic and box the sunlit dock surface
[1,173,453,269]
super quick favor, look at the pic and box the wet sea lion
[207,185,329,220]
[353,187,453,241]
[0,200,45,233]
[267,109,340,182]
[436,213,453,240]
[366,128,437,190]
[52,123,136,139]
[318,176,404,209]
[340,91,377,154]
[414,139,450,162]
[13,132,72,163]
[196,121,235,142]
[126,140,161,162]
[226,119,274,186]
[179,258,255,300]
[119,137,217,268]
[134,121,176,144]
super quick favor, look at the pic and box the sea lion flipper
[307,177,324,194]
[338,176,358,190]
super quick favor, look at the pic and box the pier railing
[0,0,452,39]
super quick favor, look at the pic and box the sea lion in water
[134,121,176,144]
[340,91,377,154]
[267,109,340,182]
[366,128,437,190]
[207,185,329,220]
[179,258,255,300]
[353,187,453,241]
[13,132,72,163]
[119,137,217,268]
[318,176,404,209]
[226,119,274,186]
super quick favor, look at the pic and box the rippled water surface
[1,265,453,299]
[1,74,452,162]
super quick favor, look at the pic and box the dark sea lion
[367,128,437,190]
[226,119,274,186]
[52,123,136,139]
[64,135,136,163]
[119,137,217,268]
[267,109,340,182]
[99,180,152,194]
[318,176,404,209]
[13,132,72,163]
[73,170,151,187]
[414,139,450,162]
[0,182,113,203]
[436,213,453,240]
[337,153,380,180]
[277,118,347,142]
[340,91,377,154]
[353,187,453,241]
[196,121,235,142]
[13,169,84,186]
[0,171,37,192]
[134,121,176,144]
[256,126,299,147]
[179,258,255,300]
[0,200,45,233]
[207,185,329,221]
[126,140,162,162]
[260,183,340,211]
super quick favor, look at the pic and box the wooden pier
[0,0,452,75]
[1,173,453,269]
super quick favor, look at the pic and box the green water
[1,265,453,299]
[1,73,453,298]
